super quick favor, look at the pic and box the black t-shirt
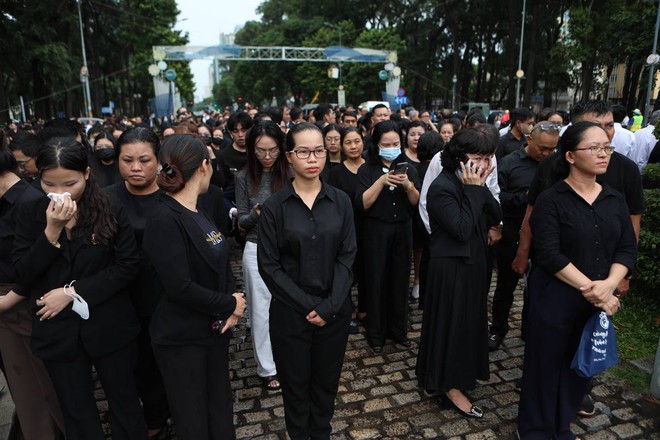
[527,151,645,215]
[328,162,364,238]
[0,180,44,283]
[105,182,162,316]
[187,210,227,259]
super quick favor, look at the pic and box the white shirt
[419,152,500,234]
[499,126,511,137]
[612,122,636,160]
[633,124,656,172]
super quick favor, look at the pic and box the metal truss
[153,45,396,64]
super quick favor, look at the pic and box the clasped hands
[580,279,620,316]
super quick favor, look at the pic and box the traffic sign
[394,96,408,105]
[397,88,406,97]
[165,69,177,81]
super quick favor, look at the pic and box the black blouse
[0,180,43,284]
[328,162,364,238]
[355,157,420,223]
[257,181,356,322]
[530,180,637,280]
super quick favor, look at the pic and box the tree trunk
[627,61,643,111]
[522,1,540,107]
[506,0,519,108]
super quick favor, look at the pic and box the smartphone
[454,152,469,166]
[394,162,409,175]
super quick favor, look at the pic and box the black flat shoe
[442,396,483,419]
[371,345,383,354]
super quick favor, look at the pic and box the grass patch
[607,293,658,394]
[608,363,652,395]
[612,293,659,361]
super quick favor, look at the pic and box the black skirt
[415,254,490,393]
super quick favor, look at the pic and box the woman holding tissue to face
[9,137,147,440]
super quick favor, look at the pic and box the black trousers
[45,342,147,440]
[362,218,412,346]
[517,269,592,439]
[490,222,521,336]
[135,316,170,430]
[270,296,350,440]
[152,334,234,440]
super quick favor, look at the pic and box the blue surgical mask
[378,147,400,161]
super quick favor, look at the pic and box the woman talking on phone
[142,135,246,440]
[415,128,501,418]
[355,120,420,353]
[258,122,356,440]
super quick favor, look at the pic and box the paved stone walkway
[82,244,659,439]
[225,246,659,440]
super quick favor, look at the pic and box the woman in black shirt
[328,127,366,332]
[355,120,420,353]
[0,148,64,439]
[517,122,637,440]
[11,137,146,440]
[258,122,356,440]
[415,128,500,419]
[143,135,245,440]
[104,127,172,439]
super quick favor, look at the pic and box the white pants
[242,241,277,378]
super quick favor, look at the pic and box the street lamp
[516,0,527,108]
[76,0,93,117]
[324,22,343,88]
[452,75,457,111]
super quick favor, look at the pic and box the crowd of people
[0,97,651,440]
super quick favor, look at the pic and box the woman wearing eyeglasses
[517,122,637,440]
[258,122,356,440]
[355,120,420,354]
[235,121,290,392]
[322,123,343,168]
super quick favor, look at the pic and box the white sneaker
[411,284,420,299]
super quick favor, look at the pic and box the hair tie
[161,163,176,177]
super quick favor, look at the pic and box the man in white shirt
[634,109,660,172]
[611,104,636,159]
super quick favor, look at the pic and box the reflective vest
[630,115,643,132]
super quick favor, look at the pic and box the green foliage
[613,294,659,361]
[643,163,660,189]
[631,188,660,305]
[0,0,192,118]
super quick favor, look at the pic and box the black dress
[328,162,365,312]
[416,170,501,393]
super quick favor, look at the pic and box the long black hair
[37,137,117,246]
[245,121,289,194]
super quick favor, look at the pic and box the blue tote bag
[571,310,619,378]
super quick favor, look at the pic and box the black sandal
[262,375,281,391]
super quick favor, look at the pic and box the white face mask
[494,120,501,129]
